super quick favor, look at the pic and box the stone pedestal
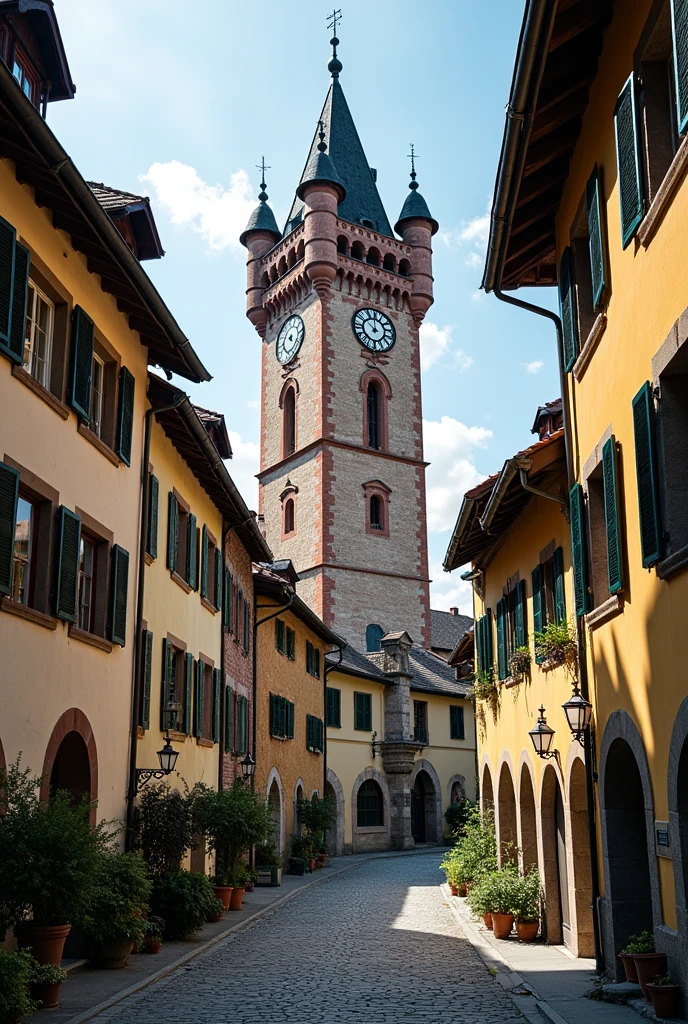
[382,740,423,849]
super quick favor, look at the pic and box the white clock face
[352,308,396,352]
[276,315,305,364]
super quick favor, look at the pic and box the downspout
[125,395,184,852]
[323,643,345,811]
[516,464,568,511]
[253,590,295,794]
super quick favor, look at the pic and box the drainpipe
[323,643,345,850]
[125,396,184,852]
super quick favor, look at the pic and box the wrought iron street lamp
[135,691,182,792]
[240,751,256,780]
[562,683,593,743]
[529,706,558,760]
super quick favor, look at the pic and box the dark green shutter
[671,0,688,134]
[450,705,465,740]
[514,579,527,647]
[315,649,320,678]
[326,687,341,727]
[108,544,129,646]
[146,474,159,559]
[167,492,179,571]
[183,652,193,734]
[0,216,15,347]
[224,686,234,753]
[614,74,644,248]
[0,461,19,596]
[140,629,153,729]
[278,696,286,738]
[115,366,135,466]
[496,598,507,681]
[160,638,171,731]
[186,513,198,589]
[212,668,221,743]
[68,305,94,419]
[559,246,578,372]
[632,382,663,567]
[553,547,566,624]
[483,609,493,673]
[8,243,29,363]
[275,618,284,652]
[269,692,276,736]
[237,695,248,753]
[200,524,209,598]
[602,436,624,594]
[532,565,543,636]
[306,714,313,751]
[244,598,250,652]
[194,659,204,738]
[214,548,223,611]
[570,483,590,616]
[586,166,606,310]
[223,568,231,629]
[286,627,295,660]
[286,699,294,739]
[55,506,81,622]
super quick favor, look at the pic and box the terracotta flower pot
[633,952,668,1002]
[618,953,638,983]
[31,980,63,1009]
[16,922,71,966]
[89,938,135,969]
[229,886,245,911]
[516,920,539,942]
[213,885,233,911]
[458,883,468,897]
[309,858,317,872]
[491,912,514,940]
[482,913,493,930]
[449,883,459,896]
[318,855,327,868]
[145,938,162,954]
[647,983,681,1019]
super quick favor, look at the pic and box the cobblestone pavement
[94,854,525,1024]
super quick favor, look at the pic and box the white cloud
[522,360,544,375]
[419,323,474,373]
[246,399,259,409]
[464,251,482,268]
[471,289,484,302]
[423,416,492,533]
[429,559,475,618]
[458,211,491,247]
[139,162,257,254]
[226,431,259,510]
[454,349,474,372]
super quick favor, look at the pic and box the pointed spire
[239,156,281,248]
[394,144,439,236]
[296,119,346,202]
[327,9,343,78]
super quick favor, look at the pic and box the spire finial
[317,119,327,154]
[327,9,343,77]
[256,155,271,202]
[408,144,419,190]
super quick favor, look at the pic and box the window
[306,714,324,753]
[235,693,249,754]
[167,491,198,589]
[275,618,295,659]
[200,525,222,611]
[496,578,527,681]
[367,382,381,450]
[11,51,37,104]
[23,282,53,388]
[275,617,285,653]
[270,693,294,739]
[579,436,624,612]
[366,623,384,652]
[638,2,680,203]
[306,640,320,678]
[450,705,465,740]
[364,481,390,537]
[532,545,567,640]
[357,779,383,827]
[161,639,189,733]
[77,534,97,633]
[90,354,105,438]
[192,658,217,742]
[283,386,296,457]
[11,493,34,605]
[354,692,372,732]
[413,700,428,745]
[243,596,251,654]
[146,474,159,560]
[139,629,154,730]
[475,610,494,677]
[284,497,295,535]
[326,687,341,727]
[370,495,383,531]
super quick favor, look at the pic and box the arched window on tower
[366,623,385,652]
[383,253,396,272]
[284,498,295,536]
[370,495,383,531]
[337,235,349,255]
[398,258,411,277]
[283,385,296,458]
[351,240,365,261]
[367,382,381,450]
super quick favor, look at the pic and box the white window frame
[24,282,54,389]
[90,353,105,438]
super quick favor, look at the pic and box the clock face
[352,308,396,352]
[276,315,305,364]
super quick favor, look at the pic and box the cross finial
[317,119,327,154]
[327,9,343,77]
[327,8,342,34]
[408,144,419,190]
[256,156,271,201]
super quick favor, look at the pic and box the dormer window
[12,51,37,105]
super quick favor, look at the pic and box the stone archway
[41,708,98,824]
[293,777,305,836]
[497,761,517,864]
[540,763,569,945]
[568,756,595,957]
[325,768,345,856]
[351,766,391,853]
[518,761,538,874]
[481,760,494,813]
[667,696,688,995]
[0,734,5,772]
[409,759,442,845]
[266,767,284,859]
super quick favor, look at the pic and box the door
[412,776,426,843]
[555,783,571,946]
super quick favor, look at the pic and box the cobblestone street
[92,854,525,1024]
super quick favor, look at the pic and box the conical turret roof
[395,187,439,236]
[240,198,281,248]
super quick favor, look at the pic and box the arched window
[367,382,381,450]
[351,241,365,261]
[370,495,383,531]
[337,235,348,255]
[283,386,296,457]
[284,498,295,535]
[398,258,411,277]
[357,779,383,827]
[366,246,380,267]
[383,253,396,272]
[366,623,384,652]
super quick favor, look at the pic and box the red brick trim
[256,437,428,480]
[299,561,431,583]
[359,367,391,452]
[279,379,298,460]
[362,479,391,538]
[40,708,98,824]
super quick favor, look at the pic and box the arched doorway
[541,765,570,945]
[497,762,517,864]
[325,768,345,856]
[268,776,282,856]
[411,769,438,844]
[41,709,98,824]
[519,763,538,874]
[49,731,91,806]
[569,757,594,956]
[677,740,688,915]
[482,762,494,812]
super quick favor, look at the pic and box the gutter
[443,495,479,573]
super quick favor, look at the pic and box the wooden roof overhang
[483,0,614,292]
[0,61,210,382]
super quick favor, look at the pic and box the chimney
[450,607,459,616]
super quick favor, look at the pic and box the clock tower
[240,35,437,651]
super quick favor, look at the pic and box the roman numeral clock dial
[352,308,396,353]
[276,314,305,364]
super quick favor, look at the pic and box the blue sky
[49,0,559,615]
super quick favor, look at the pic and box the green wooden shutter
[570,483,590,616]
[183,652,193,734]
[0,216,16,347]
[115,366,135,466]
[559,246,578,372]
[108,544,129,646]
[146,474,159,559]
[316,718,324,753]
[68,305,94,419]
[614,74,644,248]
[602,436,624,594]
[214,548,223,611]
[212,668,222,744]
[140,629,153,729]
[200,524,209,598]
[286,699,295,739]
[514,579,527,647]
[326,687,341,727]
[632,382,663,567]
[0,462,19,596]
[194,659,204,738]
[532,565,543,635]
[496,598,507,681]
[483,609,493,674]
[222,569,231,629]
[269,692,276,736]
[244,598,250,652]
[224,686,234,753]
[167,492,178,571]
[671,0,688,134]
[160,639,171,731]
[55,506,81,622]
[8,243,29,363]
[450,705,465,740]
[275,618,284,652]
[306,714,314,751]
[553,547,566,624]
[586,166,606,310]
[186,513,198,589]
[286,627,295,660]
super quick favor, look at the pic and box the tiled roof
[430,609,473,652]
[87,182,150,213]
[408,645,473,698]
[326,644,387,683]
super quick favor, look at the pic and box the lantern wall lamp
[562,683,593,743]
[529,706,558,760]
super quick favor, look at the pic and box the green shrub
[444,799,473,836]
[150,871,218,939]
[534,620,578,676]
[620,930,655,955]
[477,864,522,916]
[297,795,336,846]
[81,852,151,945]
[466,871,498,917]
[511,870,541,923]
[133,784,197,877]
[193,781,272,882]
[256,842,280,866]
[0,947,39,1022]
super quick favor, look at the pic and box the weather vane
[408,144,419,189]
[327,8,342,34]
[256,156,271,200]
[327,9,343,77]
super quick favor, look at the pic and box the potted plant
[30,961,68,1009]
[466,871,497,930]
[298,795,336,870]
[227,863,248,911]
[0,757,111,969]
[647,974,681,1019]
[627,931,667,1002]
[533,620,577,676]
[149,871,219,939]
[472,668,499,702]
[142,916,165,954]
[207,896,225,922]
[208,873,233,911]
[0,947,40,1022]
[440,847,470,896]
[81,851,151,969]
[511,870,541,942]
[618,933,646,982]
[256,843,282,887]
[483,865,521,939]
[508,646,531,682]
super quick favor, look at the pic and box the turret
[297,121,346,296]
[240,162,281,337]
[394,151,438,325]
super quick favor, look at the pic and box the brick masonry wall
[221,530,254,789]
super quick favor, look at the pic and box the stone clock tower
[240,36,438,652]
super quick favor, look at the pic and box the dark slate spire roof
[285,79,393,238]
[239,166,281,248]
[296,121,346,202]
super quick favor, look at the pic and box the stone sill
[638,132,688,247]
[171,570,192,594]
[573,313,607,382]
[355,826,387,835]
[657,543,688,581]
[196,737,214,749]
[585,594,624,630]
[201,596,218,615]
[11,364,70,419]
[0,596,57,630]
[68,624,113,653]
[77,422,120,467]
